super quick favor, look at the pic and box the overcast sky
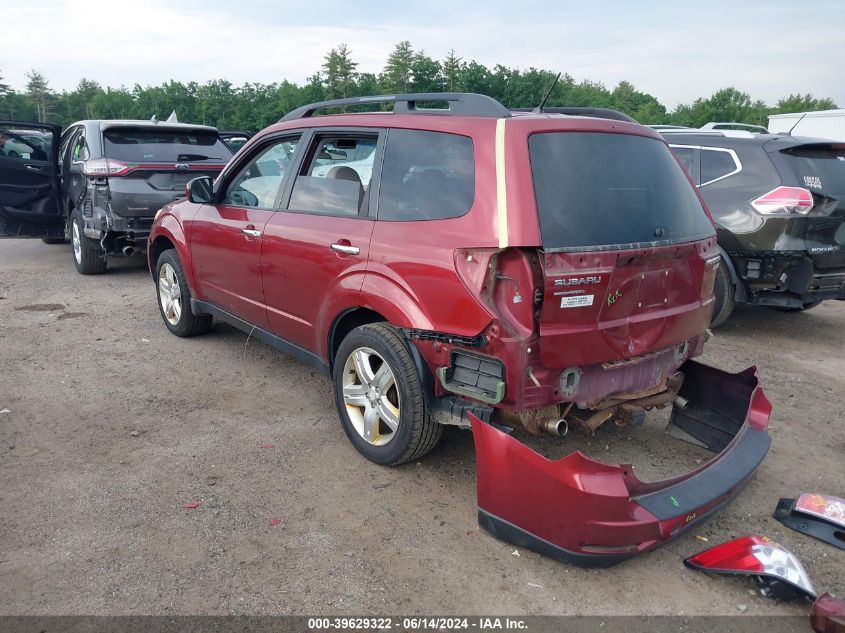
[2,0,843,109]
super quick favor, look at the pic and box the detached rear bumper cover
[471,360,771,568]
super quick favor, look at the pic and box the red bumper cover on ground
[471,360,772,567]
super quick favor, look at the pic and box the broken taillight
[751,186,814,215]
[685,535,817,600]
[454,248,540,337]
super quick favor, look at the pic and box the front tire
[333,323,442,465]
[70,209,106,275]
[155,249,212,337]
[711,259,736,328]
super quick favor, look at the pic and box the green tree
[0,69,9,96]
[410,51,442,93]
[442,50,463,92]
[774,93,837,114]
[322,43,358,100]
[356,72,380,98]
[61,78,103,121]
[25,69,54,122]
[381,41,415,93]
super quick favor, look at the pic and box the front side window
[72,133,88,161]
[377,130,475,221]
[287,135,378,216]
[529,132,714,251]
[223,136,300,208]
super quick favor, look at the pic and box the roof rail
[701,122,768,133]
[658,128,758,139]
[511,106,637,123]
[658,129,726,136]
[279,93,511,122]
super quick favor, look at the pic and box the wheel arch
[149,215,199,297]
[328,307,387,369]
[716,245,746,302]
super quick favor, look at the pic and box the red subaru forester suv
[148,94,771,566]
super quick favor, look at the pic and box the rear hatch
[773,141,845,271]
[102,126,231,217]
[528,131,717,368]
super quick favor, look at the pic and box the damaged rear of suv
[149,93,771,567]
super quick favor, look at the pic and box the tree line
[0,41,837,131]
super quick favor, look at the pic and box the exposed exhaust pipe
[122,246,136,257]
[543,418,568,438]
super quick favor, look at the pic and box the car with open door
[148,93,772,567]
[0,121,64,241]
[1,119,233,274]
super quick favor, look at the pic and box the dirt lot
[0,238,842,616]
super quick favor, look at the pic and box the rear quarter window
[700,148,740,185]
[529,132,714,251]
[377,130,474,221]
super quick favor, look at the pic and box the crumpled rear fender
[471,359,772,567]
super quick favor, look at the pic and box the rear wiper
[177,154,220,161]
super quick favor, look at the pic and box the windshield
[103,128,232,163]
[529,132,714,251]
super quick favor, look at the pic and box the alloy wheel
[342,347,401,446]
[71,219,82,264]
[158,263,182,325]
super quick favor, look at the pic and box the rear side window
[529,132,713,251]
[378,130,474,221]
[700,148,740,185]
[103,128,232,163]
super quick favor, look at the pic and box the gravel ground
[0,238,842,616]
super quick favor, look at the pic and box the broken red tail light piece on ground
[685,535,817,601]
[811,593,845,633]
[182,501,202,509]
[470,360,771,567]
[775,494,845,551]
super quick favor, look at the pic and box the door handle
[241,228,261,238]
[25,164,44,171]
[331,243,360,255]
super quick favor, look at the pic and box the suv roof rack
[511,106,637,123]
[658,128,759,139]
[701,122,768,133]
[279,93,511,122]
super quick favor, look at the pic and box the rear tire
[333,323,442,465]
[711,260,736,328]
[70,209,106,275]
[154,249,212,337]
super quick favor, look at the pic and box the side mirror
[186,176,214,204]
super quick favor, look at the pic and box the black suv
[0,119,233,274]
[662,129,845,325]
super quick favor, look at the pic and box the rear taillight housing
[685,535,817,600]
[751,186,814,215]
[83,158,135,177]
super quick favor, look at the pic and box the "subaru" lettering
[555,276,602,287]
